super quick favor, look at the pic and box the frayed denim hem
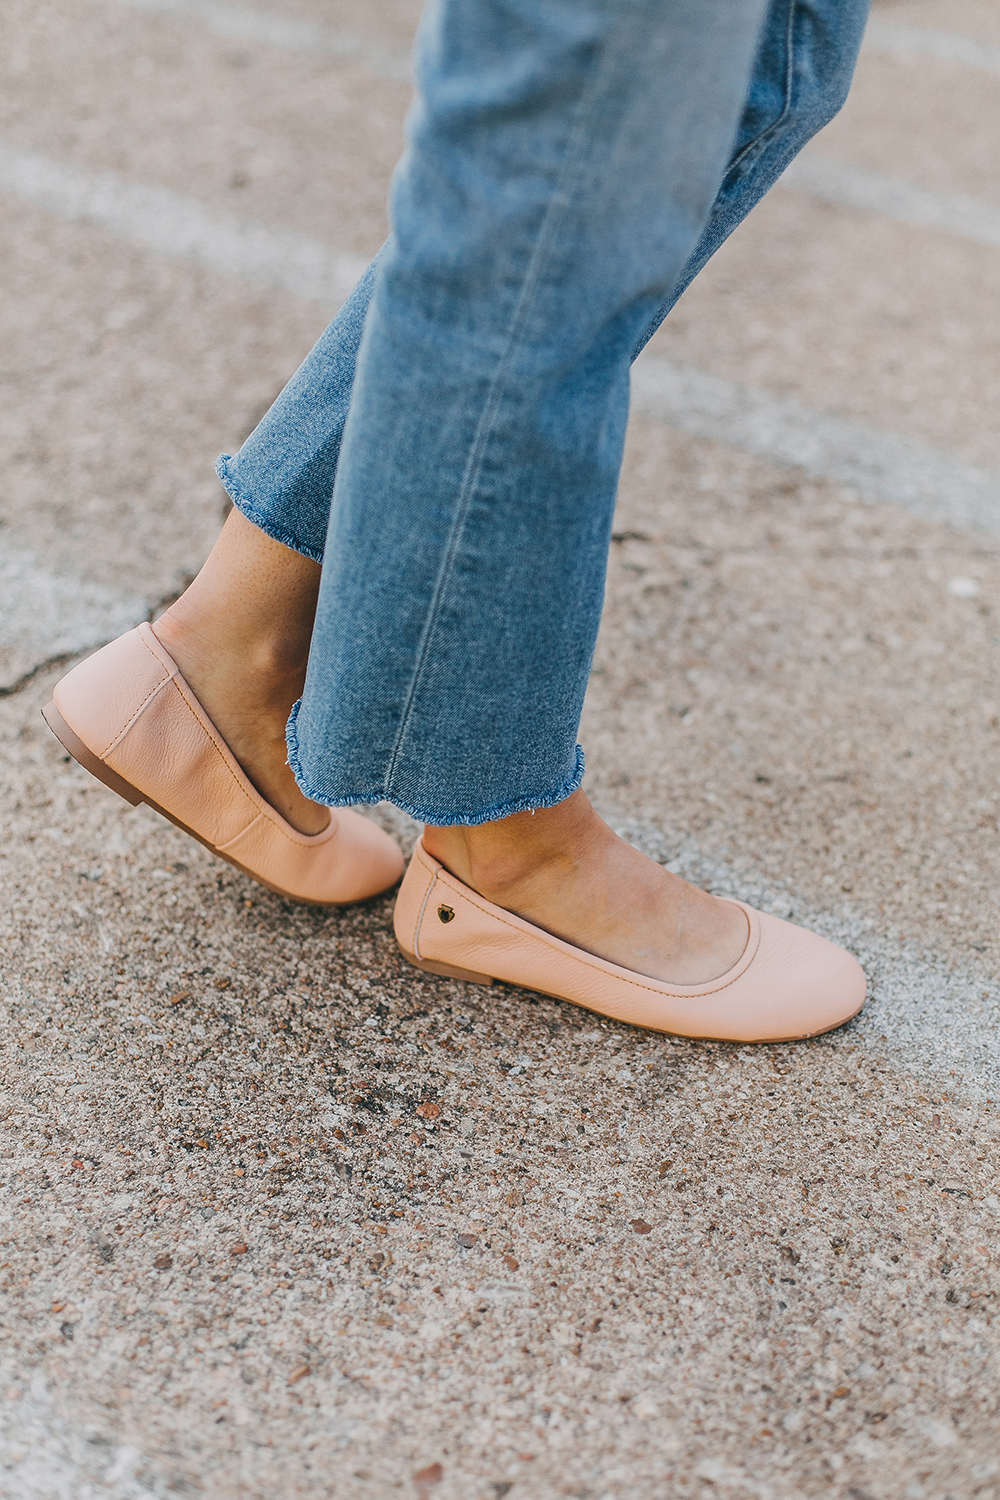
[215,455,325,565]
[285,699,586,826]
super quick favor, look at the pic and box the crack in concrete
[0,576,193,698]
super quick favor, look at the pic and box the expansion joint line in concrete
[0,579,194,699]
[4,136,1000,684]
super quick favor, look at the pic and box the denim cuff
[285,698,586,826]
[215,455,325,565]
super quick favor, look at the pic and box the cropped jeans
[217,0,870,825]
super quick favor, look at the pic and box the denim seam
[726,0,798,177]
[629,0,801,361]
[215,454,325,565]
[380,45,613,805]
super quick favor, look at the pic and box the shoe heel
[42,702,144,808]
[398,948,493,986]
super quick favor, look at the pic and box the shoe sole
[397,947,495,986]
[41,700,352,907]
[396,943,863,1043]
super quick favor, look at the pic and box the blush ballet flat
[43,623,404,905]
[394,840,865,1043]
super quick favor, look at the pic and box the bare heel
[42,702,144,808]
[398,948,494,986]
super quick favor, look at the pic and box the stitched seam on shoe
[168,679,334,849]
[446,884,761,999]
[101,671,174,758]
[411,870,438,964]
[112,634,329,849]
[164,682,273,839]
[726,0,798,175]
[215,812,266,855]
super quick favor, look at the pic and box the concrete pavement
[1,0,1000,1495]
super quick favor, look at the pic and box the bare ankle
[424,793,748,985]
[153,507,321,690]
[423,789,605,900]
[154,602,308,694]
[424,833,563,905]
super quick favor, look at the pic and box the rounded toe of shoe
[750,909,866,1041]
[324,810,405,903]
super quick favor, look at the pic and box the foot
[423,790,748,986]
[152,510,330,836]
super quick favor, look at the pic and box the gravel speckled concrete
[3,685,1000,1500]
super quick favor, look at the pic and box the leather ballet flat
[43,623,404,905]
[394,840,865,1042]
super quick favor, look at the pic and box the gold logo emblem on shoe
[437,904,455,923]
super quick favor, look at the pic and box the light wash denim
[218,0,870,826]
